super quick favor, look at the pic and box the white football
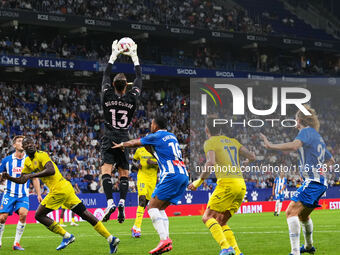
[118,37,135,55]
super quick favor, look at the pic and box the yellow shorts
[41,181,81,210]
[137,178,157,201]
[207,179,246,215]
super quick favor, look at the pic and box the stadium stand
[0,25,339,76]
[0,2,339,255]
[0,0,264,33]
[0,1,339,194]
[236,0,335,40]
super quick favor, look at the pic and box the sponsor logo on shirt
[12,167,23,174]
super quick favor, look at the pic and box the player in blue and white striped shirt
[113,116,189,254]
[273,172,287,216]
[261,105,335,255]
[0,136,40,250]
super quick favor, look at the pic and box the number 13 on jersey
[110,109,128,128]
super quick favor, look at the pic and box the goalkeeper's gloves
[108,39,124,64]
[192,178,204,189]
[125,43,139,66]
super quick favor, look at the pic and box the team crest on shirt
[12,167,23,174]
[34,161,38,166]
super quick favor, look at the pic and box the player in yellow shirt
[2,137,120,253]
[189,118,256,255]
[131,146,158,238]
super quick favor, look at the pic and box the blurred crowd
[1,0,339,75]
[0,81,189,194]
[0,0,270,34]
[0,30,110,61]
[1,25,339,76]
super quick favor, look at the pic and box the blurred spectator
[260,53,268,72]
[84,170,94,183]
[202,181,209,191]
[0,0,267,34]
[40,183,49,195]
[128,177,136,193]
[88,180,98,193]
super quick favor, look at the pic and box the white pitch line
[2,230,340,239]
[234,225,337,229]
[236,230,340,234]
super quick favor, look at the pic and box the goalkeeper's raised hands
[125,43,139,66]
[108,39,124,64]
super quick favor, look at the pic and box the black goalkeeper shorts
[100,131,129,170]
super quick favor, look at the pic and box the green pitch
[0,210,339,254]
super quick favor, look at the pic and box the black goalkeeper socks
[119,176,129,201]
[102,174,113,200]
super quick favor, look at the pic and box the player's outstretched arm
[2,172,30,184]
[239,146,256,162]
[112,139,142,149]
[102,40,124,91]
[132,65,142,94]
[260,133,302,151]
[188,151,215,191]
[29,161,56,178]
[126,43,139,66]
[126,44,142,95]
[33,177,43,202]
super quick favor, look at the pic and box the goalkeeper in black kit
[101,40,142,223]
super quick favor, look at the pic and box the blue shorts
[152,174,189,205]
[274,193,284,202]
[291,181,327,208]
[0,194,29,215]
